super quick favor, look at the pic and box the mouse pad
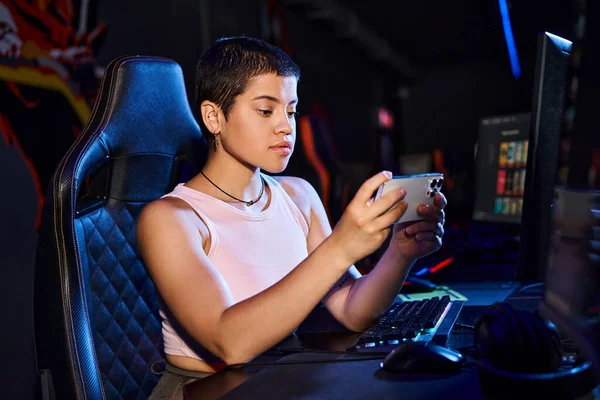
[221,352,483,400]
[398,282,519,306]
[397,286,468,302]
[444,281,520,306]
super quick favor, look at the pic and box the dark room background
[0,0,574,398]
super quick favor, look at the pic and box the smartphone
[374,173,444,224]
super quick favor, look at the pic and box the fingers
[368,187,406,218]
[418,204,445,223]
[351,171,393,206]
[372,200,408,231]
[434,192,448,209]
[413,232,443,246]
[405,221,444,238]
[413,232,438,241]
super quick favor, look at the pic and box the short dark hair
[195,36,301,141]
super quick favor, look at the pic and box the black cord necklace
[200,171,265,207]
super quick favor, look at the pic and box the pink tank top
[158,174,309,363]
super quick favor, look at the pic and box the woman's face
[219,73,298,173]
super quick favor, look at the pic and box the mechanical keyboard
[295,296,464,351]
[355,295,463,349]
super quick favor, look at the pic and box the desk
[182,294,599,399]
[219,352,482,400]
[182,304,491,399]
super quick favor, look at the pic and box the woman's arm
[137,171,404,365]
[280,176,445,332]
[341,196,446,331]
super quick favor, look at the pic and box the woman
[137,36,446,398]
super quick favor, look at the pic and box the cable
[453,323,475,331]
[269,345,390,356]
[223,353,387,371]
[269,347,352,355]
[518,282,545,293]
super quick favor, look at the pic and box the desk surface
[221,352,482,400]
[182,292,542,399]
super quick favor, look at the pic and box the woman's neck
[186,154,267,209]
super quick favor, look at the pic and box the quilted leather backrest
[34,56,207,400]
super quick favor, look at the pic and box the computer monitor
[517,32,572,282]
[472,112,531,224]
[536,2,600,380]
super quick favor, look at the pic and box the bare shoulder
[272,176,320,218]
[137,196,194,227]
[136,196,209,248]
[272,176,320,201]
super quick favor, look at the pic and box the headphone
[473,302,596,399]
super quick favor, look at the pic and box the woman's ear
[200,101,222,134]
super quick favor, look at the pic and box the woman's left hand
[390,192,447,261]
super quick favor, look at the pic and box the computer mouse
[380,342,465,373]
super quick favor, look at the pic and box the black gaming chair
[33,56,207,400]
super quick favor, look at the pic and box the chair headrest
[57,55,207,205]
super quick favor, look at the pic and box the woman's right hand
[329,171,408,265]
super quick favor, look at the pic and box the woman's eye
[287,111,299,118]
[258,109,272,117]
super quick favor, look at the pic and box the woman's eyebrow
[251,95,298,105]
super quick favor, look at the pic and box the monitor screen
[472,112,531,224]
[545,187,599,320]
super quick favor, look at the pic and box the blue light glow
[498,0,521,78]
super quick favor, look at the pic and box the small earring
[212,133,219,152]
